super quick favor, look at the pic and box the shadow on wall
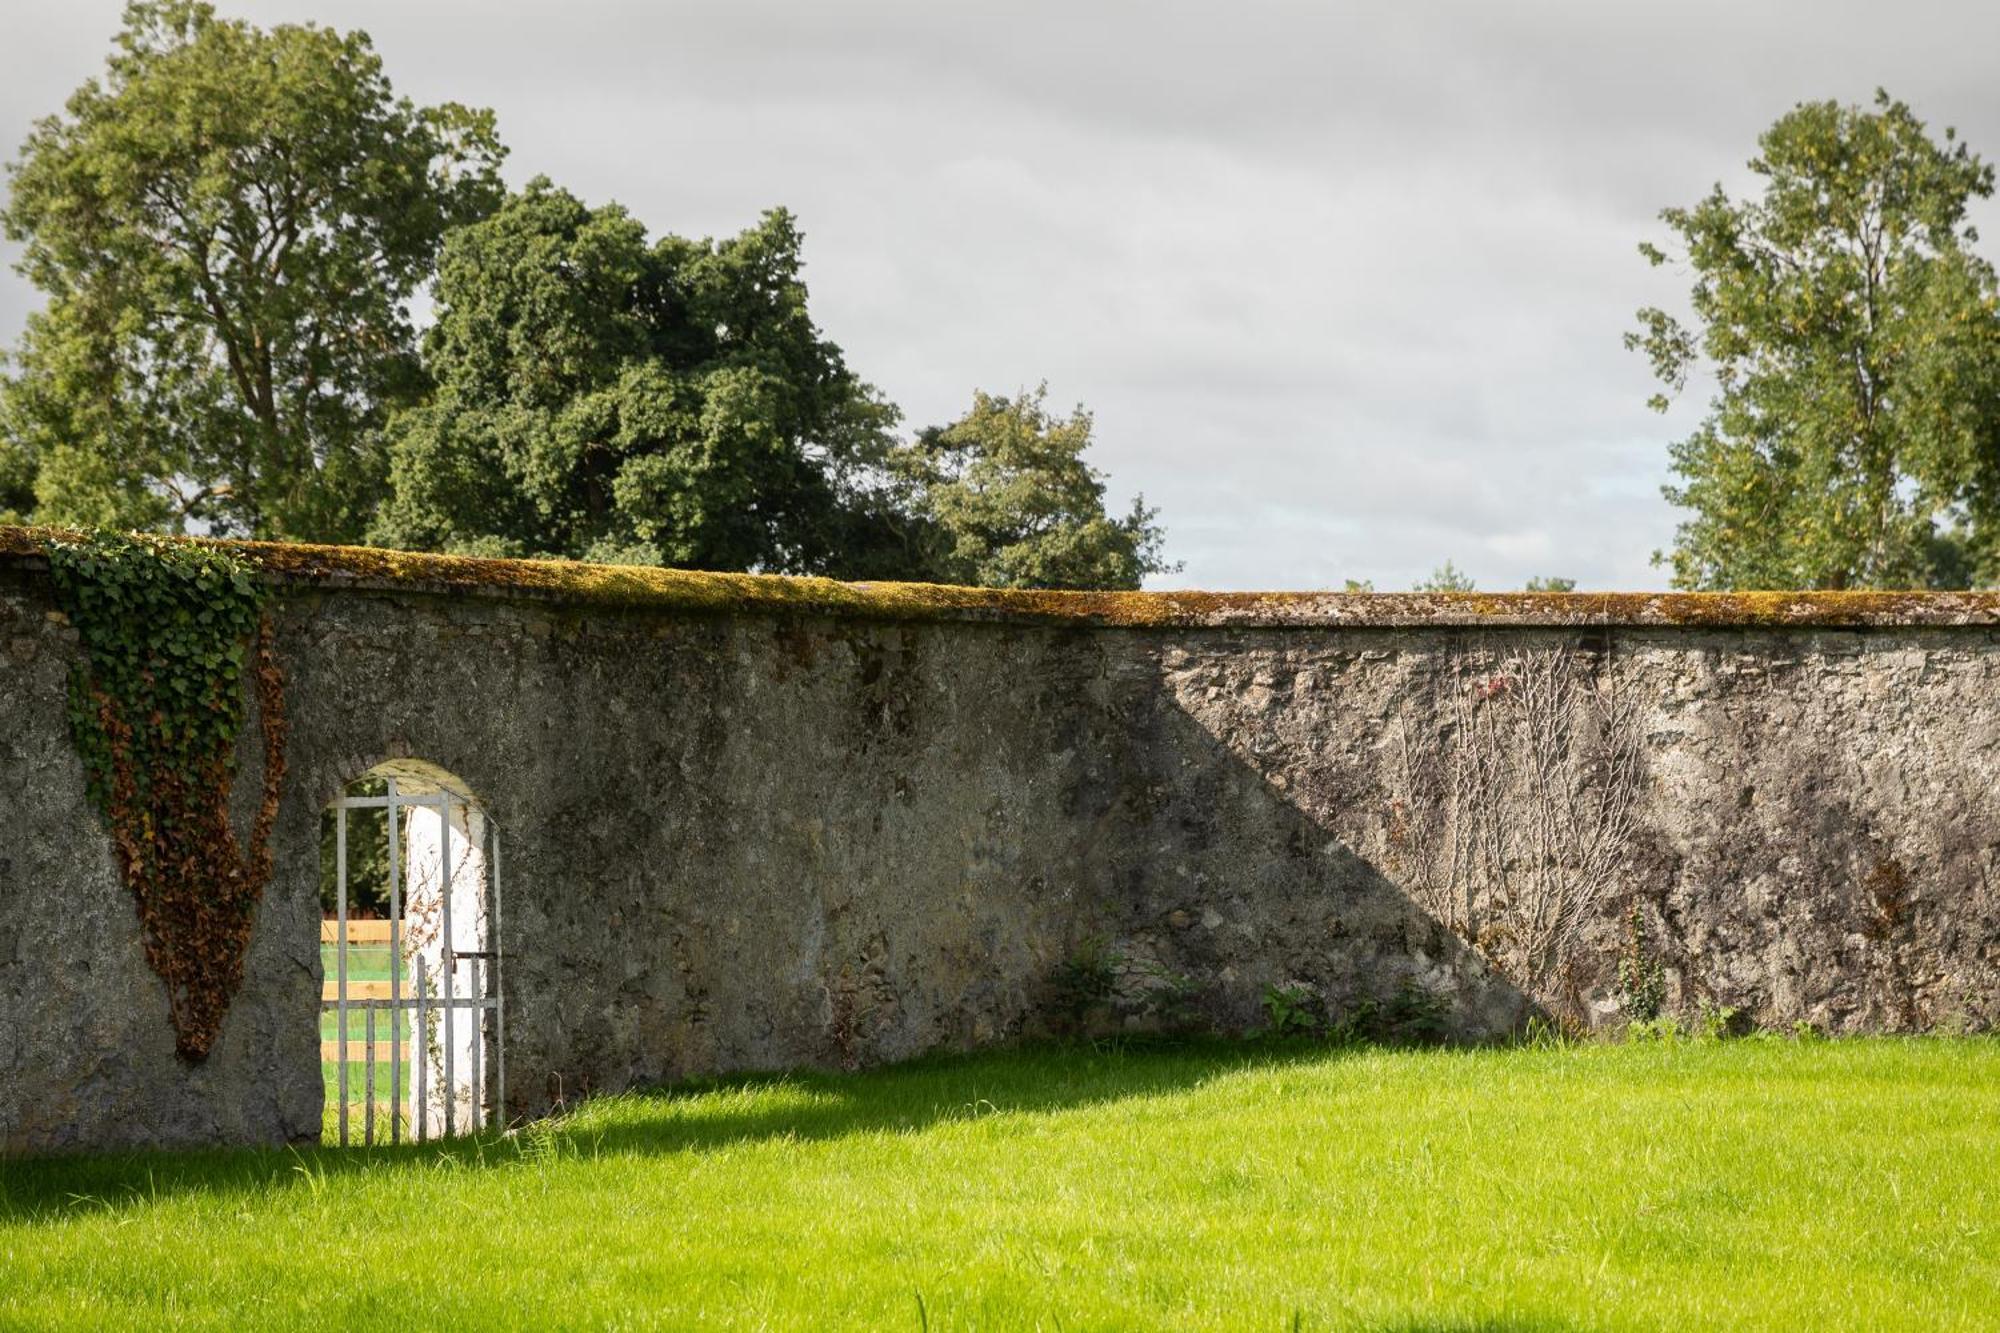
[1117,633,1641,1037]
[1144,626,2000,1036]
[1051,639,1546,1042]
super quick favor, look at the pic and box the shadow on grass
[0,1036,1375,1225]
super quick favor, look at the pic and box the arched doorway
[321,760,503,1144]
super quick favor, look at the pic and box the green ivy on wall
[44,531,288,1061]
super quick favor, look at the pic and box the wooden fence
[320,918,404,1062]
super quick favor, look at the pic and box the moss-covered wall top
[8,525,2000,628]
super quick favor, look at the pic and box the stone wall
[3,532,1998,1154]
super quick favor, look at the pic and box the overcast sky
[6,2,2000,590]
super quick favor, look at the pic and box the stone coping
[5,525,2000,629]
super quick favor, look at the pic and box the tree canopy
[0,8,1171,589]
[887,386,1174,590]
[0,1,505,542]
[1631,90,2000,589]
[368,179,903,573]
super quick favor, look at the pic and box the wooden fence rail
[320,919,404,1003]
[320,919,396,944]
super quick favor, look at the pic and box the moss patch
[8,525,2000,628]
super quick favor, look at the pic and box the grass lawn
[321,940,411,1143]
[2,1037,1996,1330]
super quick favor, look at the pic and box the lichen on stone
[6,524,2000,628]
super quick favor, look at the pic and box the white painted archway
[325,759,502,1142]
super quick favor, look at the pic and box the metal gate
[324,774,503,1145]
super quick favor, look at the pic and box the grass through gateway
[320,936,410,1141]
[2,1037,1997,1329]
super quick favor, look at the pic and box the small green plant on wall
[1616,903,1668,1021]
[44,530,287,1060]
[1051,939,1204,1033]
[1129,960,1203,1029]
[1262,980,1322,1037]
[1328,978,1451,1046]
[1052,937,1123,1026]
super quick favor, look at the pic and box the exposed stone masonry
[4,530,1997,1154]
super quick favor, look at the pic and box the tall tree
[1630,91,2000,589]
[887,386,1173,590]
[0,1,504,540]
[370,179,901,572]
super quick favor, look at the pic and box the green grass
[323,939,398,979]
[320,940,412,1142]
[2,1037,1997,1330]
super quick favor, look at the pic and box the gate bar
[470,954,483,1131]
[416,961,428,1142]
[333,794,458,810]
[385,778,402,1142]
[324,996,490,1009]
[493,821,504,1128]
[335,804,349,1149]
[364,1004,376,1145]
[388,780,403,1144]
[441,797,456,1140]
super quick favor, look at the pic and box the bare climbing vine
[1390,640,1643,999]
[44,531,288,1061]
